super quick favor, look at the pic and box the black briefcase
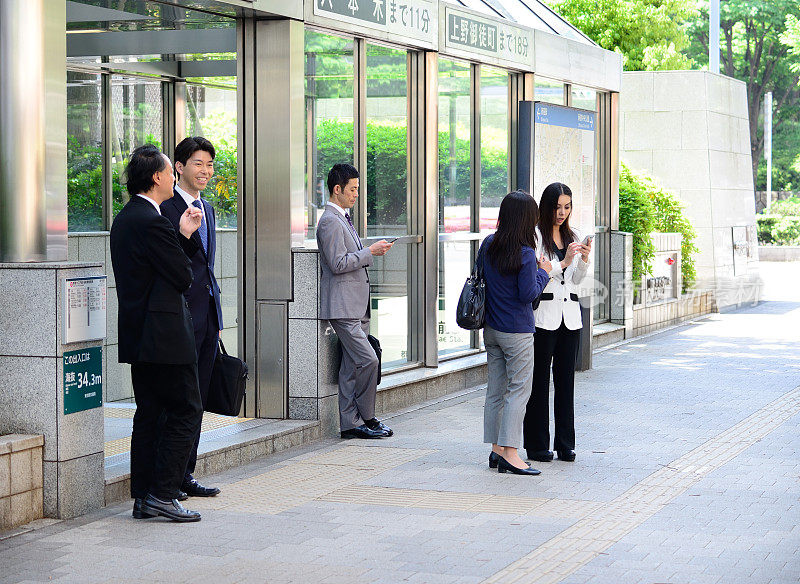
[206,339,248,416]
[367,334,382,385]
[336,333,383,385]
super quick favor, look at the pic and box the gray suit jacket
[316,205,374,320]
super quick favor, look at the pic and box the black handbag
[456,242,487,330]
[206,339,248,416]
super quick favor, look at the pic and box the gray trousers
[483,326,534,449]
[329,316,379,431]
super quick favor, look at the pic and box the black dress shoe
[139,494,201,522]
[181,478,220,497]
[557,449,576,462]
[365,418,393,437]
[489,451,500,469]
[340,424,385,439]
[132,497,151,519]
[497,456,541,476]
[527,450,554,462]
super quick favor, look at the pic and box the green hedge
[618,164,698,293]
[313,118,508,225]
[757,196,800,245]
[68,135,238,230]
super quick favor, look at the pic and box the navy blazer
[110,196,200,364]
[160,189,223,333]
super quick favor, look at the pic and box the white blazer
[533,227,589,331]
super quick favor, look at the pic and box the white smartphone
[581,235,594,245]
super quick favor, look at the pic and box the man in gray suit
[317,163,394,439]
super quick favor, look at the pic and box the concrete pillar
[0,262,105,519]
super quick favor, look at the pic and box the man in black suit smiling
[110,144,205,522]
[160,137,223,498]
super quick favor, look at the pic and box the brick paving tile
[1,298,799,583]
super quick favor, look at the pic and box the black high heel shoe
[497,456,541,476]
[489,451,500,469]
[557,450,576,462]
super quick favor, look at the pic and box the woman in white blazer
[523,182,592,463]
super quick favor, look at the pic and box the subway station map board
[533,102,596,239]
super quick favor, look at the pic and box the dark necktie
[192,199,214,297]
[344,212,362,250]
[192,199,208,254]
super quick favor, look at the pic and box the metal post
[765,91,773,213]
[0,0,47,261]
[710,0,720,74]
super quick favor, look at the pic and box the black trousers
[130,362,202,500]
[184,296,220,479]
[523,322,581,453]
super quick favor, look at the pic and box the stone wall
[67,229,239,402]
[620,71,760,309]
[0,435,43,530]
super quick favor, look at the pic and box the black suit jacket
[160,189,223,333]
[110,196,200,365]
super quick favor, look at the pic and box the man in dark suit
[160,136,222,497]
[110,144,205,522]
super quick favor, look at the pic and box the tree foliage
[544,0,696,70]
[686,0,800,191]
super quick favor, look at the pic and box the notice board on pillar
[519,102,596,239]
[63,276,107,344]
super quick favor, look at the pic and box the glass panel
[479,65,509,233]
[304,30,355,240]
[438,58,471,234]
[438,241,472,355]
[571,85,598,111]
[110,76,163,217]
[186,84,238,228]
[437,58,473,356]
[366,43,410,369]
[185,84,240,353]
[534,77,564,105]
[366,43,408,235]
[67,71,104,232]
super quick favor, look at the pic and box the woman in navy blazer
[523,182,592,464]
[482,191,551,476]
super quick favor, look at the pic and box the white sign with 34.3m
[63,276,107,344]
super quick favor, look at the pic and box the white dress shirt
[137,194,161,215]
[175,184,206,221]
[326,200,350,217]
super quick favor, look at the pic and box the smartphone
[384,237,399,243]
[581,235,594,245]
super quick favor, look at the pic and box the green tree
[544,0,696,70]
[686,1,800,191]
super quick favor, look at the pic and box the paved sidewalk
[1,298,799,583]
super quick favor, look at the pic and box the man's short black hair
[174,136,216,175]
[124,144,166,196]
[327,163,359,196]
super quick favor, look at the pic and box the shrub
[618,164,698,293]
[618,165,656,290]
[757,196,800,245]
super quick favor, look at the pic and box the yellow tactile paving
[186,445,435,514]
[319,485,600,517]
[483,385,800,584]
[103,409,253,458]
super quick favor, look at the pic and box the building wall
[620,71,760,309]
[67,229,239,402]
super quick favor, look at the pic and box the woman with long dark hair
[482,191,551,475]
[523,182,592,463]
